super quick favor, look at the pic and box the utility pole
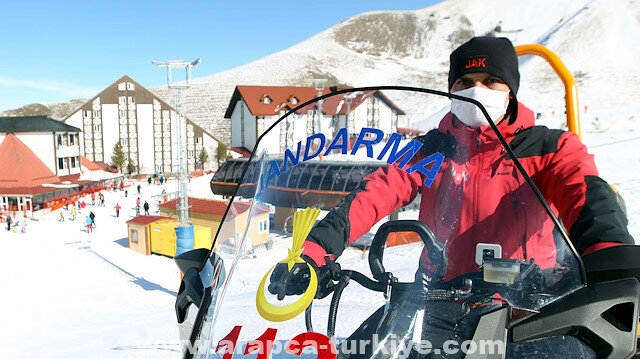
[152,59,201,227]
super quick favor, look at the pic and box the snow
[0,177,217,358]
[2,0,640,357]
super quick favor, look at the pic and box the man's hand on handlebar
[268,255,337,300]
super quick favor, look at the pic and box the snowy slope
[150,0,639,145]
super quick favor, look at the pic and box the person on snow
[268,36,635,356]
[85,216,93,233]
[89,211,96,227]
[6,215,12,231]
[70,207,77,221]
[114,203,121,218]
[143,201,150,216]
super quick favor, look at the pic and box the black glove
[268,256,337,300]
[416,129,457,158]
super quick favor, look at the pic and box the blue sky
[0,0,440,113]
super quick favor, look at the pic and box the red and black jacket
[303,102,633,279]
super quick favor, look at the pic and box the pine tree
[217,144,230,167]
[197,148,210,169]
[110,141,127,173]
[126,157,137,176]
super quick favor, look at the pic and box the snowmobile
[173,85,640,359]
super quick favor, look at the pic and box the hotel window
[128,96,135,104]
[92,110,100,118]
[93,124,101,132]
[70,157,77,168]
[131,229,138,243]
[127,82,135,91]
[119,110,127,119]
[58,158,67,170]
[83,110,91,118]
[119,96,127,104]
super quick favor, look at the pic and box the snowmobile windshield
[182,87,586,359]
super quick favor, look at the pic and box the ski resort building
[224,85,405,156]
[63,75,226,176]
[0,116,120,216]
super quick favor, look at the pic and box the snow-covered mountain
[149,0,640,144]
[3,0,639,145]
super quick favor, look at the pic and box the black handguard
[268,255,336,300]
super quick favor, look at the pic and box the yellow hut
[126,215,211,257]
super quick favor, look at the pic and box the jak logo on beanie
[448,36,520,96]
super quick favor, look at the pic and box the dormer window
[261,94,272,104]
[289,96,299,105]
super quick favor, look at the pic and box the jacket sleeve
[303,162,423,266]
[536,131,634,253]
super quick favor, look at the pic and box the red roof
[0,133,62,192]
[158,197,269,216]
[81,156,103,171]
[225,85,405,119]
[126,215,172,225]
[225,85,329,118]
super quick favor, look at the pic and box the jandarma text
[257,127,444,198]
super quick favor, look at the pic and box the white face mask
[450,87,510,128]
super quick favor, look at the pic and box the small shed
[126,216,171,255]
[126,215,212,257]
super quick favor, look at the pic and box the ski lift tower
[152,58,201,227]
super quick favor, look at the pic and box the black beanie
[448,36,520,95]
